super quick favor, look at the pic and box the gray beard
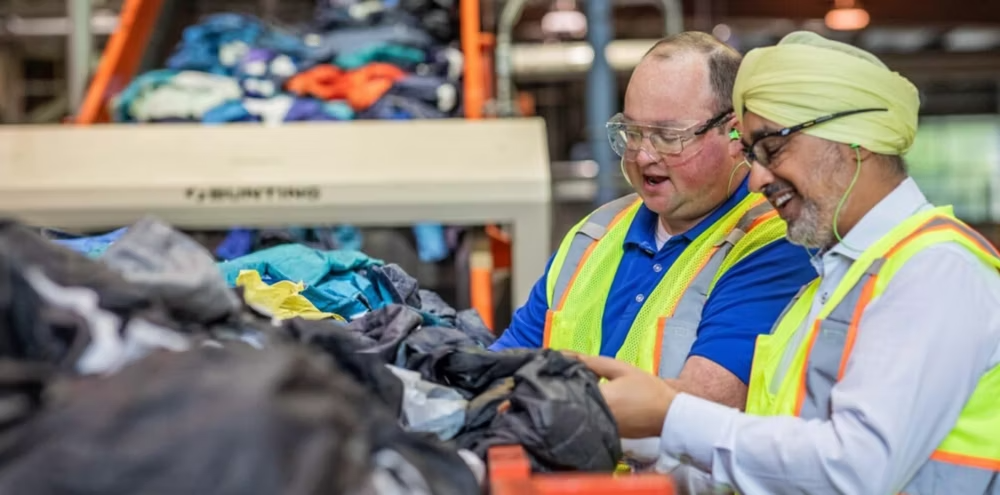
[786,162,853,249]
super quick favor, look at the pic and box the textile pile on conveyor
[0,216,623,494]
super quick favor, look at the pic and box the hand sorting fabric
[0,215,623,493]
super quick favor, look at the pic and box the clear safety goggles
[606,109,733,158]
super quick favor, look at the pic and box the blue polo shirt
[489,178,817,383]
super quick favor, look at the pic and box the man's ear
[727,120,745,159]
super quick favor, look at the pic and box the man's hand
[574,354,679,439]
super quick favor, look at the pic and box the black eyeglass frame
[741,108,889,167]
[691,108,736,136]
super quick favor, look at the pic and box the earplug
[729,129,741,141]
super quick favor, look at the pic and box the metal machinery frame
[0,118,551,309]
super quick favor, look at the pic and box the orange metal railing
[489,446,677,495]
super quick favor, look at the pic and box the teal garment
[334,44,426,70]
[218,244,383,318]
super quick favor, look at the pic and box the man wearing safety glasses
[490,31,815,459]
[575,31,1000,494]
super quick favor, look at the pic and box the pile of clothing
[108,0,464,266]
[0,216,622,494]
[112,2,463,124]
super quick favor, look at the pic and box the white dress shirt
[657,177,1000,494]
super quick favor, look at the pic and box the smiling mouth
[772,191,795,208]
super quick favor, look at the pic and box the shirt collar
[824,177,933,262]
[623,176,752,252]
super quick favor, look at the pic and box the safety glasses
[606,109,733,159]
[741,108,888,168]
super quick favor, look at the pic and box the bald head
[640,32,742,115]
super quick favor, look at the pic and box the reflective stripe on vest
[543,192,784,377]
[745,207,1000,495]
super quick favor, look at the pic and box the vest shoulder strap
[707,200,784,296]
[546,193,641,307]
[797,214,1000,420]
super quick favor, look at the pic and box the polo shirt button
[635,294,645,303]
[653,264,663,273]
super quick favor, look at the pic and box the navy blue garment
[284,98,354,122]
[361,94,446,119]
[419,46,463,81]
[489,177,817,384]
[387,75,459,115]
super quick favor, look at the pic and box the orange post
[470,231,495,331]
[460,0,485,119]
[76,0,166,124]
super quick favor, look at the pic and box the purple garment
[284,98,340,122]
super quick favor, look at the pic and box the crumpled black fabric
[407,347,536,396]
[369,264,422,308]
[363,265,495,349]
[310,297,621,473]
[0,360,53,430]
[453,351,622,472]
[0,345,479,495]
[392,340,621,472]
[394,325,480,375]
[283,317,404,415]
[0,221,191,372]
[342,304,425,362]
[0,221,177,333]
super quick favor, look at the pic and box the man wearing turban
[574,32,1000,494]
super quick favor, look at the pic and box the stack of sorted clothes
[112,2,464,125]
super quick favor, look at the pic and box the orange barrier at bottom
[488,446,676,495]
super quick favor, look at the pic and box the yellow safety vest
[543,192,787,376]
[746,206,1000,495]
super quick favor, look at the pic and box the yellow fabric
[235,270,346,321]
[745,208,1000,463]
[732,31,920,155]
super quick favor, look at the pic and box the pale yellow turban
[733,31,920,155]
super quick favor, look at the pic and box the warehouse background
[1,0,999,327]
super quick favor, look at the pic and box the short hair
[642,32,743,116]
